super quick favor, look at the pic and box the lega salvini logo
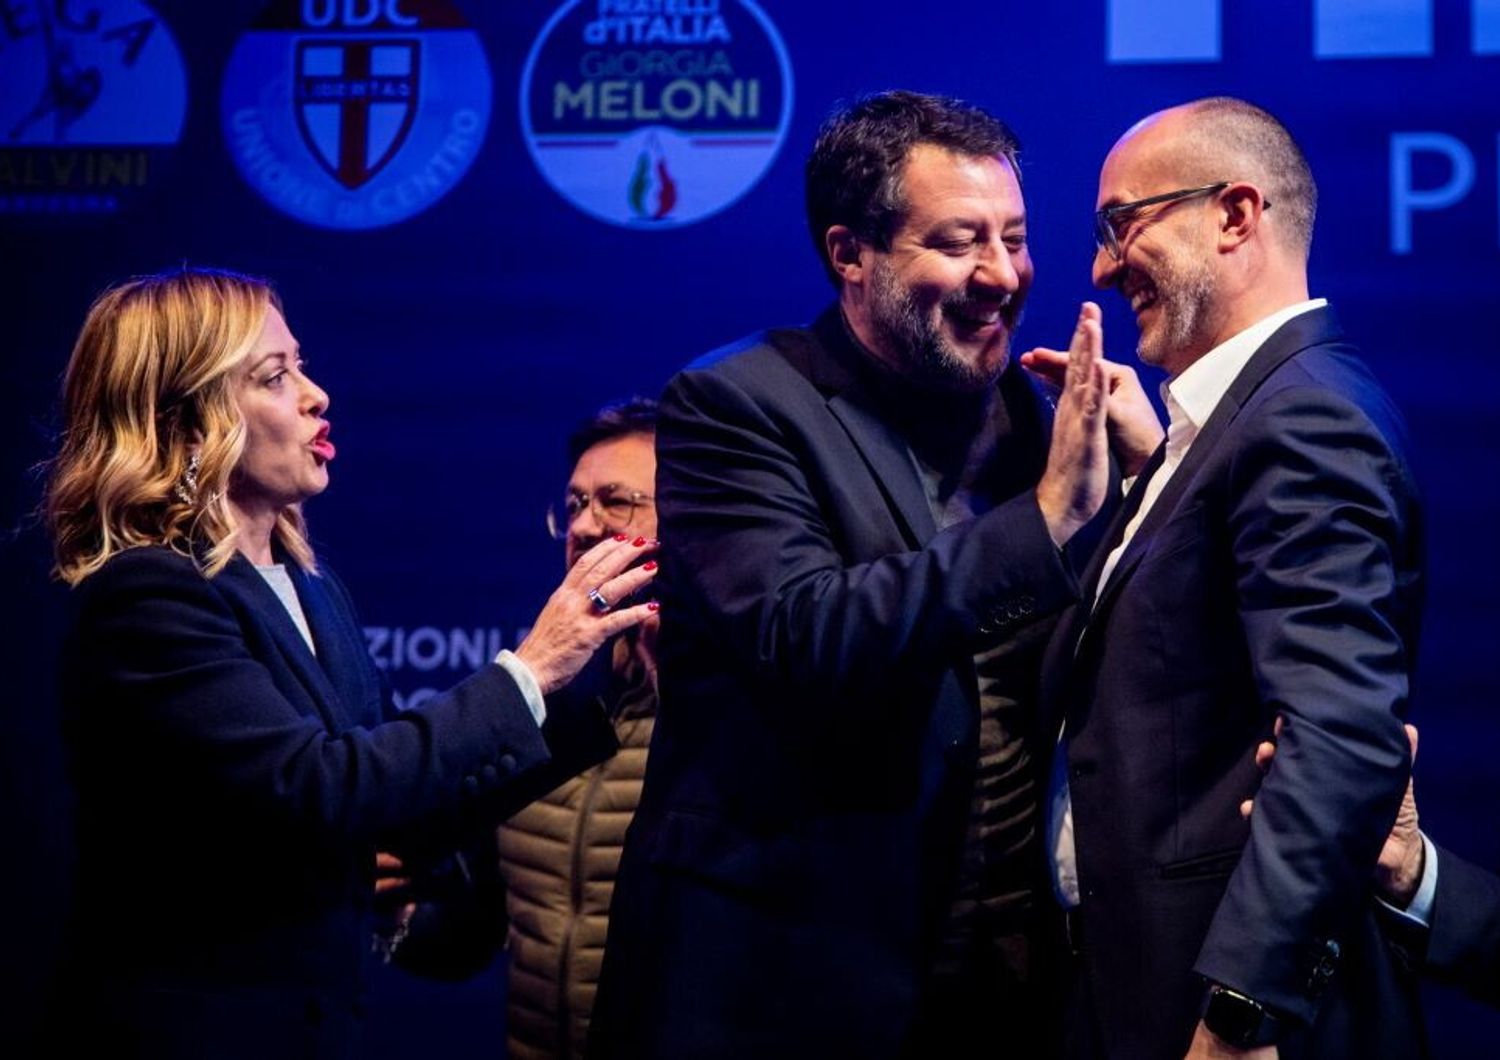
[521,0,793,229]
[221,0,491,230]
[0,0,186,217]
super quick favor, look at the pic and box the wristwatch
[1202,984,1282,1049]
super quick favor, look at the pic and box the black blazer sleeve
[1194,382,1418,1021]
[1426,845,1500,1008]
[65,547,591,850]
[657,358,1076,733]
[391,843,511,980]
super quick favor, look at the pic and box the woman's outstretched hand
[514,534,660,695]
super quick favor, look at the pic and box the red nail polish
[643,560,658,571]
[614,533,628,542]
[647,600,660,612]
[633,536,646,547]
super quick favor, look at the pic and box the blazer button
[1304,938,1341,996]
[498,753,517,773]
[480,764,499,785]
[462,775,480,795]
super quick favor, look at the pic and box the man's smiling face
[857,144,1032,391]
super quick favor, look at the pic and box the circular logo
[0,0,186,217]
[221,0,492,230]
[520,0,793,229]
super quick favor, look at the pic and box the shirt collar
[1163,298,1327,432]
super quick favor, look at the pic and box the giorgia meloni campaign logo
[521,0,792,228]
[221,0,491,230]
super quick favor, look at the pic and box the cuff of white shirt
[494,650,547,727]
[1121,474,1139,497]
[1376,831,1438,928]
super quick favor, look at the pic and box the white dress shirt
[1380,832,1439,927]
[496,650,548,726]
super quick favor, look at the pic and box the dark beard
[868,263,1017,392]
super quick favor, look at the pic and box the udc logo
[0,0,186,217]
[222,0,492,230]
[521,0,793,229]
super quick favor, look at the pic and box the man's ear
[825,225,866,287]
[1217,182,1266,252]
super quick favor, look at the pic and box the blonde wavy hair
[46,267,317,585]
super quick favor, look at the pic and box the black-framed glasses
[1093,182,1269,260]
[546,484,654,540]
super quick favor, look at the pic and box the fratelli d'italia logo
[221,0,491,229]
[521,0,793,229]
[0,0,186,217]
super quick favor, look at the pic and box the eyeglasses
[1093,182,1270,260]
[546,484,654,540]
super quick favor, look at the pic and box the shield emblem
[294,38,420,190]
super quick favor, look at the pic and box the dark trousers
[911,924,1058,1058]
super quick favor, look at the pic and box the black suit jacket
[1381,844,1500,1009]
[591,308,1086,1059]
[1039,306,1426,1058]
[1428,846,1500,1007]
[55,545,613,1060]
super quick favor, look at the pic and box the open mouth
[1123,277,1158,316]
[310,423,336,463]
[947,295,1013,332]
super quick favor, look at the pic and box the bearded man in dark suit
[590,91,1152,1059]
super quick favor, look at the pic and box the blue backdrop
[3,0,1497,1054]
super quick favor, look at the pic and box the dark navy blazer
[1385,844,1500,1010]
[592,308,1089,1059]
[1039,307,1427,1058]
[56,544,612,1059]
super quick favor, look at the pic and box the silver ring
[587,587,612,613]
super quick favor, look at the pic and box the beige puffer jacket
[496,649,656,1060]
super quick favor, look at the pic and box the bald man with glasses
[1023,98,1425,1060]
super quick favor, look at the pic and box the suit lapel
[217,554,348,731]
[809,309,938,547]
[1035,442,1164,740]
[1080,442,1166,606]
[1089,305,1346,622]
[287,562,380,729]
[826,392,939,547]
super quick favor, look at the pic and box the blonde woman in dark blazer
[43,266,657,1059]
